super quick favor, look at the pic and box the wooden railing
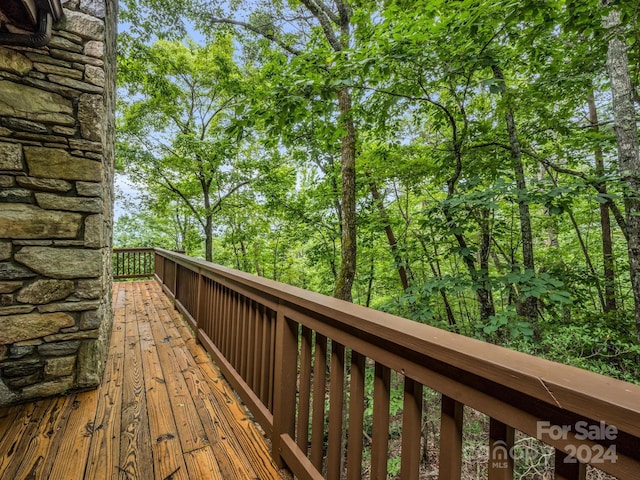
[113,248,155,279]
[153,248,640,479]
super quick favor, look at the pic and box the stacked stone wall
[0,0,115,406]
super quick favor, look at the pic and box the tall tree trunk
[240,239,249,271]
[478,206,492,289]
[203,184,213,262]
[603,6,640,342]
[567,208,606,311]
[416,232,458,327]
[365,249,375,308]
[333,87,357,301]
[492,64,537,320]
[588,91,617,312]
[368,176,410,291]
[478,207,495,321]
[297,0,357,301]
[443,207,495,320]
[537,166,559,248]
[204,215,213,262]
[273,233,279,281]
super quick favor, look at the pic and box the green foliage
[511,312,640,383]
[117,0,640,384]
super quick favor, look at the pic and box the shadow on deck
[0,281,284,480]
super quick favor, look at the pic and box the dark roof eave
[0,0,64,47]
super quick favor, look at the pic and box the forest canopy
[115,0,640,382]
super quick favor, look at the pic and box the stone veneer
[0,0,116,406]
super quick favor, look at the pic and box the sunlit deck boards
[0,280,284,480]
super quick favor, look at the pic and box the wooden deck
[0,281,284,480]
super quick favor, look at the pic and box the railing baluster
[220,286,229,357]
[246,300,256,392]
[174,264,181,303]
[251,303,261,394]
[259,306,270,406]
[208,280,215,339]
[227,290,236,360]
[239,297,247,378]
[327,341,345,480]
[297,326,312,454]
[268,309,277,411]
[199,277,207,336]
[272,311,298,469]
[237,294,245,371]
[489,418,514,480]
[233,292,240,364]
[230,291,238,363]
[400,377,422,480]
[554,450,586,480]
[439,395,463,480]
[346,351,365,480]
[213,282,221,345]
[310,333,327,470]
[195,272,203,329]
[371,362,391,480]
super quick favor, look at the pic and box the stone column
[0,0,116,406]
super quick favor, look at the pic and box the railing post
[271,308,297,470]
[439,395,463,480]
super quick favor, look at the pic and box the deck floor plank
[181,365,259,479]
[139,282,209,455]
[0,402,45,476]
[0,280,282,480]
[0,397,72,480]
[48,388,101,480]
[184,446,224,480]
[0,406,19,445]
[84,294,126,480]
[197,362,282,480]
[119,282,152,480]
[135,282,190,480]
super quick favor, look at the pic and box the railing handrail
[154,247,640,478]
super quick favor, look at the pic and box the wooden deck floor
[0,281,284,480]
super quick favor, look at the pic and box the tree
[114,0,640,374]
[117,37,251,261]
[602,3,640,342]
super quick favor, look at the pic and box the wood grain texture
[184,446,224,479]
[140,282,209,456]
[193,361,281,480]
[0,397,72,480]
[84,295,125,480]
[0,281,283,480]
[119,282,152,480]
[48,389,100,480]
